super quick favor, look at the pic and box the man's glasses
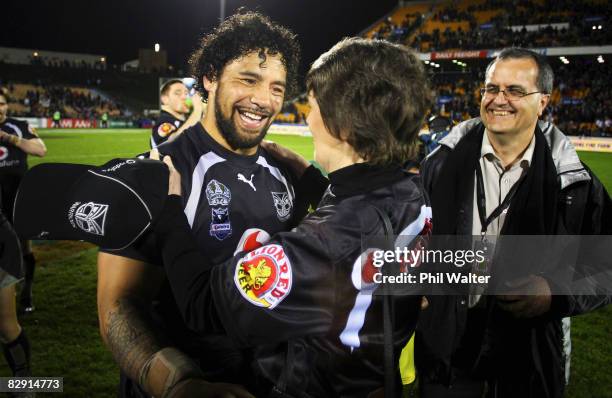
[480,86,546,101]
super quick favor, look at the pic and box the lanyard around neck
[475,162,526,235]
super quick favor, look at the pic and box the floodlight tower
[220,0,226,21]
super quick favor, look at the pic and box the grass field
[2,128,611,397]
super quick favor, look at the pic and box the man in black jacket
[419,48,611,398]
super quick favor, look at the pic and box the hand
[150,149,182,196]
[421,296,429,310]
[191,92,205,116]
[0,130,18,145]
[496,275,552,318]
[167,378,255,398]
[261,140,310,178]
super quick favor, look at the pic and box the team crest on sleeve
[68,201,109,236]
[28,126,39,137]
[206,179,232,240]
[271,192,292,221]
[157,122,176,138]
[234,244,292,309]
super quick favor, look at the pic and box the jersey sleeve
[156,195,335,347]
[152,118,178,148]
[98,229,163,265]
[23,123,38,140]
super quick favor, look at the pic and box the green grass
[2,128,611,397]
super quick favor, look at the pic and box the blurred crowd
[1,82,128,119]
[374,0,610,52]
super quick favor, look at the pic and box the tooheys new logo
[234,243,292,309]
[68,201,109,236]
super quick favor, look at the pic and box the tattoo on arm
[105,297,165,382]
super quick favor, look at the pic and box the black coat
[417,118,612,398]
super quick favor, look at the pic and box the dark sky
[2,0,398,76]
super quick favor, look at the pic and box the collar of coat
[429,118,591,190]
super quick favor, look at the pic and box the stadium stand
[358,0,611,137]
[2,83,127,119]
[0,60,168,124]
[367,0,610,51]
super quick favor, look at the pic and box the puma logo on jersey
[237,173,256,191]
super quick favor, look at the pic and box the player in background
[150,79,205,148]
[0,90,46,314]
[0,209,31,387]
[96,11,318,397]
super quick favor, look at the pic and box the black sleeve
[154,195,224,332]
[420,148,447,197]
[156,195,335,347]
[289,165,329,226]
[548,170,612,317]
[151,119,177,148]
[99,230,163,264]
[22,122,38,140]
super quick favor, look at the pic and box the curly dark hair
[307,38,433,166]
[189,10,300,100]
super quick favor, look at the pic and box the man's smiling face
[480,58,549,137]
[206,50,287,151]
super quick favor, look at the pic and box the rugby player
[152,37,433,396]
[0,209,31,384]
[150,79,204,148]
[0,90,47,314]
[96,11,321,397]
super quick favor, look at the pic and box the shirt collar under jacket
[481,129,536,172]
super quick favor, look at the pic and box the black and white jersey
[161,122,303,263]
[158,164,433,397]
[103,122,324,386]
[151,110,184,149]
[0,117,38,177]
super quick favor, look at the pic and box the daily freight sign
[430,50,488,60]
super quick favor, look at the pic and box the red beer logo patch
[157,123,176,138]
[234,244,292,309]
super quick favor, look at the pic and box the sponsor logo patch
[207,179,232,240]
[68,201,109,235]
[210,207,232,240]
[0,146,8,161]
[234,244,292,309]
[157,122,176,138]
[271,192,292,221]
